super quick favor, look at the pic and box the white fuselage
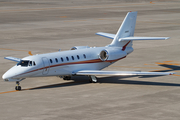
[2,46,133,81]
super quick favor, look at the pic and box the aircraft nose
[2,72,9,81]
[2,67,17,81]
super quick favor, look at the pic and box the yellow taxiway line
[0,48,28,52]
[0,48,33,55]
[0,90,18,94]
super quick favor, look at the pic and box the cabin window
[83,54,86,59]
[66,57,69,61]
[55,58,58,63]
[77,55,80,59]
[33,61,36,66]
[72,56,74,60]
[50,59,53,63]
[61,57,64,62]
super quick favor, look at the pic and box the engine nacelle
[99,48,127,61]
[71,46,90,50]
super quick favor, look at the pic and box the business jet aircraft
[2,11,174,90]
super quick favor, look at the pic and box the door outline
[42,57,50,75]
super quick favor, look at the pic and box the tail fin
[110,11,137,47]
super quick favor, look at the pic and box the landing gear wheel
[15,86,21,91]
[15,81,21,91]
[89,79,93,83]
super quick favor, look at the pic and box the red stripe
[122,41,131,51]
[15,56,126,77]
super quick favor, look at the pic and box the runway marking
[0,90,18,94]
[173,74,180,76]
[150,1,155,4]
[0,87,41,94]
[60,16,67,18]
[156,62,179,65]
[150,68,173,72]
[163,61,180,63]
[0,48,32,55]
[0,48,28,52]
[150,61,180,76]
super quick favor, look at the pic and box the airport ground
[0,0,180,120]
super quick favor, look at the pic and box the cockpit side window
[17,60,29,67]
[29,61,32,66]
[33,61,36,66]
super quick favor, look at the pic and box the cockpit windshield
[17,60,29,67]
[17,60,36,67]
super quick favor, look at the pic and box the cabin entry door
[42,57,50,75]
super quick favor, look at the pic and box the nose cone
[2,73,7,80]
[2,70,15,81]
[2,66,17,81]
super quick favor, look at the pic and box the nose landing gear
[15,81,21,91]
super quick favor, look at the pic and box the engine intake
[99,50,108,61]
[99,48,127,62]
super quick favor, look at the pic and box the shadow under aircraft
[27,75,180,91]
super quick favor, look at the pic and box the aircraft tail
[96,11,169,52]
[110,11,137,47]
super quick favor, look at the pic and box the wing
[4,57,21,62]
[75,70,174,76]
[96,32,115,39]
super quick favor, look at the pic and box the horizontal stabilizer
[120,37,170,41]
[96,32,169,42]
[4,57,21,62]
[96,32,115,39]
[76,70,174,76]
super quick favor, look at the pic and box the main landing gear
[15,81,21,91]
[63,76,71,80]
[89,75,97,83]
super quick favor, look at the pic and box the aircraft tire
[15,86,21,91]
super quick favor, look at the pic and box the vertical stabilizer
[110,11,137,47]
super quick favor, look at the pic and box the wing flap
[4,57,21,62]
[76,70,174,76]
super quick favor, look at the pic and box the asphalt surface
[0,0,180,120]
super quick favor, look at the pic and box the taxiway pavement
[0,0,180,120]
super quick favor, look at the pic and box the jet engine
[71,46,90,50]
[99,48,127,61]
